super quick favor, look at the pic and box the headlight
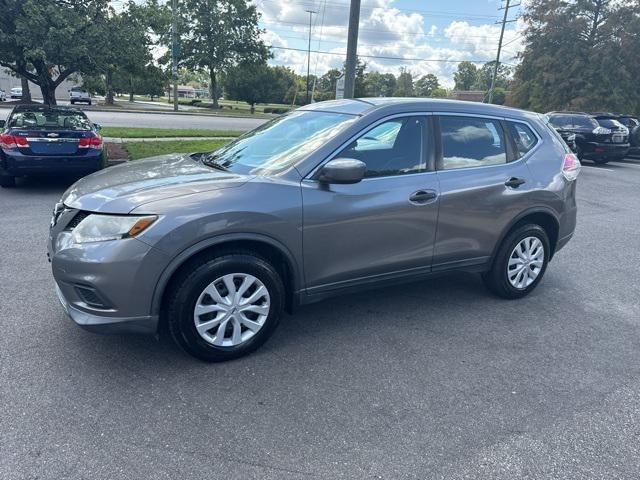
[592,126,611,135]
[72,214,157,243]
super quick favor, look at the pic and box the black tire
[70,100,75,105]
[0,175,16,188]
[482,224,550,299]
[592,157,610,165]
[88,101,92,106]
[167,252,285,362]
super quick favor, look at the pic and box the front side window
[508,122,538,157]
[337,116,426,178]
[204,110,357,175]
[439,116,507,170]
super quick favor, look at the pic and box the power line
[268,45,518,65]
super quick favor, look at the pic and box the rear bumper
[55,283,158,334]
[581,142,629,159]
[1,151,104,175]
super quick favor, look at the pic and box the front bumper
[55,283,158,334]
[49,209,170,335]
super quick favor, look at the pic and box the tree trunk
[105,70,115,105]
[209,67,219,109]
[20,76,32,102]
[250,102,255,114]
[39,81,57,106]
[129,76,134,102]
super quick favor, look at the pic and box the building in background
[0,69,81,101]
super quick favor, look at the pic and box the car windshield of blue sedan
[8,111,92,131]
[204,110,358,175]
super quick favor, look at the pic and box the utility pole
[343,0,361,99]
[488,0,512,104]
[305,10,316,104]
[171,0,179,112]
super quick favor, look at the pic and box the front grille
[66,211,90,230]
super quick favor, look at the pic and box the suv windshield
[8,110,92,131]
[204,110,358,175]
[548,114,598,130]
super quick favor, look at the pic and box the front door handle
[505,177,526,188]
[409,190,437,204]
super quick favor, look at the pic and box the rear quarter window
[507,122,538,157]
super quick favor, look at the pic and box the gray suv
[48,99,580,361]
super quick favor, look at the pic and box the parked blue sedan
[0,105,105,188]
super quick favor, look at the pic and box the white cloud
[257,0,526,88]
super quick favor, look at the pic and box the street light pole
[171,0,179,112]
[343,0,361,99]
[305,9,316,104]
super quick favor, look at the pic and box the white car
[0,89,5,102]
[10,87,22,99]
[69,86,92,105]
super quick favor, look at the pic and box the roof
[300,97,537,120]
[11,104,85,113]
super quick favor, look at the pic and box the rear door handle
[505,177,526,188]
[409,189,438,204]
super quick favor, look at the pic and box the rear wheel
[482,224,550,299]
[0,175,16,188]
[167,252,285,362]
[592,157,610,165]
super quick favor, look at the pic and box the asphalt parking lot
[1,157,640,479]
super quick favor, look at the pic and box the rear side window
[507,122,538,157]
[439,116,507,170]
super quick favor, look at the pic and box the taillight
[0,133,28,149]
[562,153,581,181]
[78,134,103,150]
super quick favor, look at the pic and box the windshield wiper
[200,153,229,171]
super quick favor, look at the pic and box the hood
[63,153,250,213]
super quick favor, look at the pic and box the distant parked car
[614,114,640,156]
[10,87,22,99]
[0,89,6,102]
[0,105,105,187]
[546,111,629,164]
[69,86,92,105]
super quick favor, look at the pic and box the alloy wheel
[507,236,545,289]
[193,273,270,347]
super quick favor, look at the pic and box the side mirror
[0,120,5,129]
[93,123,102,131]
[317,158,366,184]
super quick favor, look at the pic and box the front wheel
[167,253,285,362]
[482,224,550,299]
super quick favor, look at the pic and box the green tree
[363,71,396,97]
[394,68,414,96]
[474,61,512,91]
[453,61,478,91]
[354,59,367,98]
[314,68,342,101]
[180,0,269,109]
[430,87,449,99]
[510,0,639,112]
[414,74,440,97]
[224,61,273,113]
[0,0,109,105]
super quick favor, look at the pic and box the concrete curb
[104,136,235,144]
[0,102,275,120]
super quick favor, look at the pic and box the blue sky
[258,0,525,87]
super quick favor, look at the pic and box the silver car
[48,99,580,361]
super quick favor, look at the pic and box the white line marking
[581,165,614,172]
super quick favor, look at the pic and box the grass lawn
[101,126,243,139]
[123,139,230,160]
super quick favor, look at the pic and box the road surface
[3,157,640,479]
[84,110,267,130]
